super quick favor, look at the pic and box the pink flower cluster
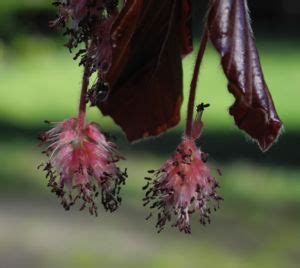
[143,136,222,233]
[38,118,127,215]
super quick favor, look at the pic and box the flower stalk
[78,54,92,130]
[38,45,127,215]
[185,28,208,138]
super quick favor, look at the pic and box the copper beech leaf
[207,0,283,151]
[181,0,193,56]
[98,0,192,141]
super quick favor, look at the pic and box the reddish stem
[78,60,92,130]
[185,29,209,137]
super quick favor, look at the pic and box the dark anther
[196,103,210,112]
[201,152,209,163]
[177,171,185,179]
[145,212,152,220]
[142,182,150,190]
[172,160,179,167]
[37,132,48,142]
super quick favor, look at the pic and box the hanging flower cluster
[143,105,223,233]
[38,118,127,215]
[38,0,282,233]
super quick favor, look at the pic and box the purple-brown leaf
[98,0,191,141]
[207,0,283,151]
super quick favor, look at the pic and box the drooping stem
[185,28,208,137]
[78,59,92,130]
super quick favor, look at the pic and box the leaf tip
[256,120,284,152]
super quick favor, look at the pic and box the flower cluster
[51,0,118,49]
[51,0,118,91]
[143,136,222,233]
[38,118,127,215]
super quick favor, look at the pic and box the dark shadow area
[1,121,299,167]
[0,8,56,42]
[1,0,299,43]
[191,0,300,38]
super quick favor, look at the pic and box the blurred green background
[0,1,300,268]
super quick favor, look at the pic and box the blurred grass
[0,0,49,12]
[0,36,299,133]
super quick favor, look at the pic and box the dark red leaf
[98,0,189,141]
[207,0,283,151]
[181,0,193,56]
